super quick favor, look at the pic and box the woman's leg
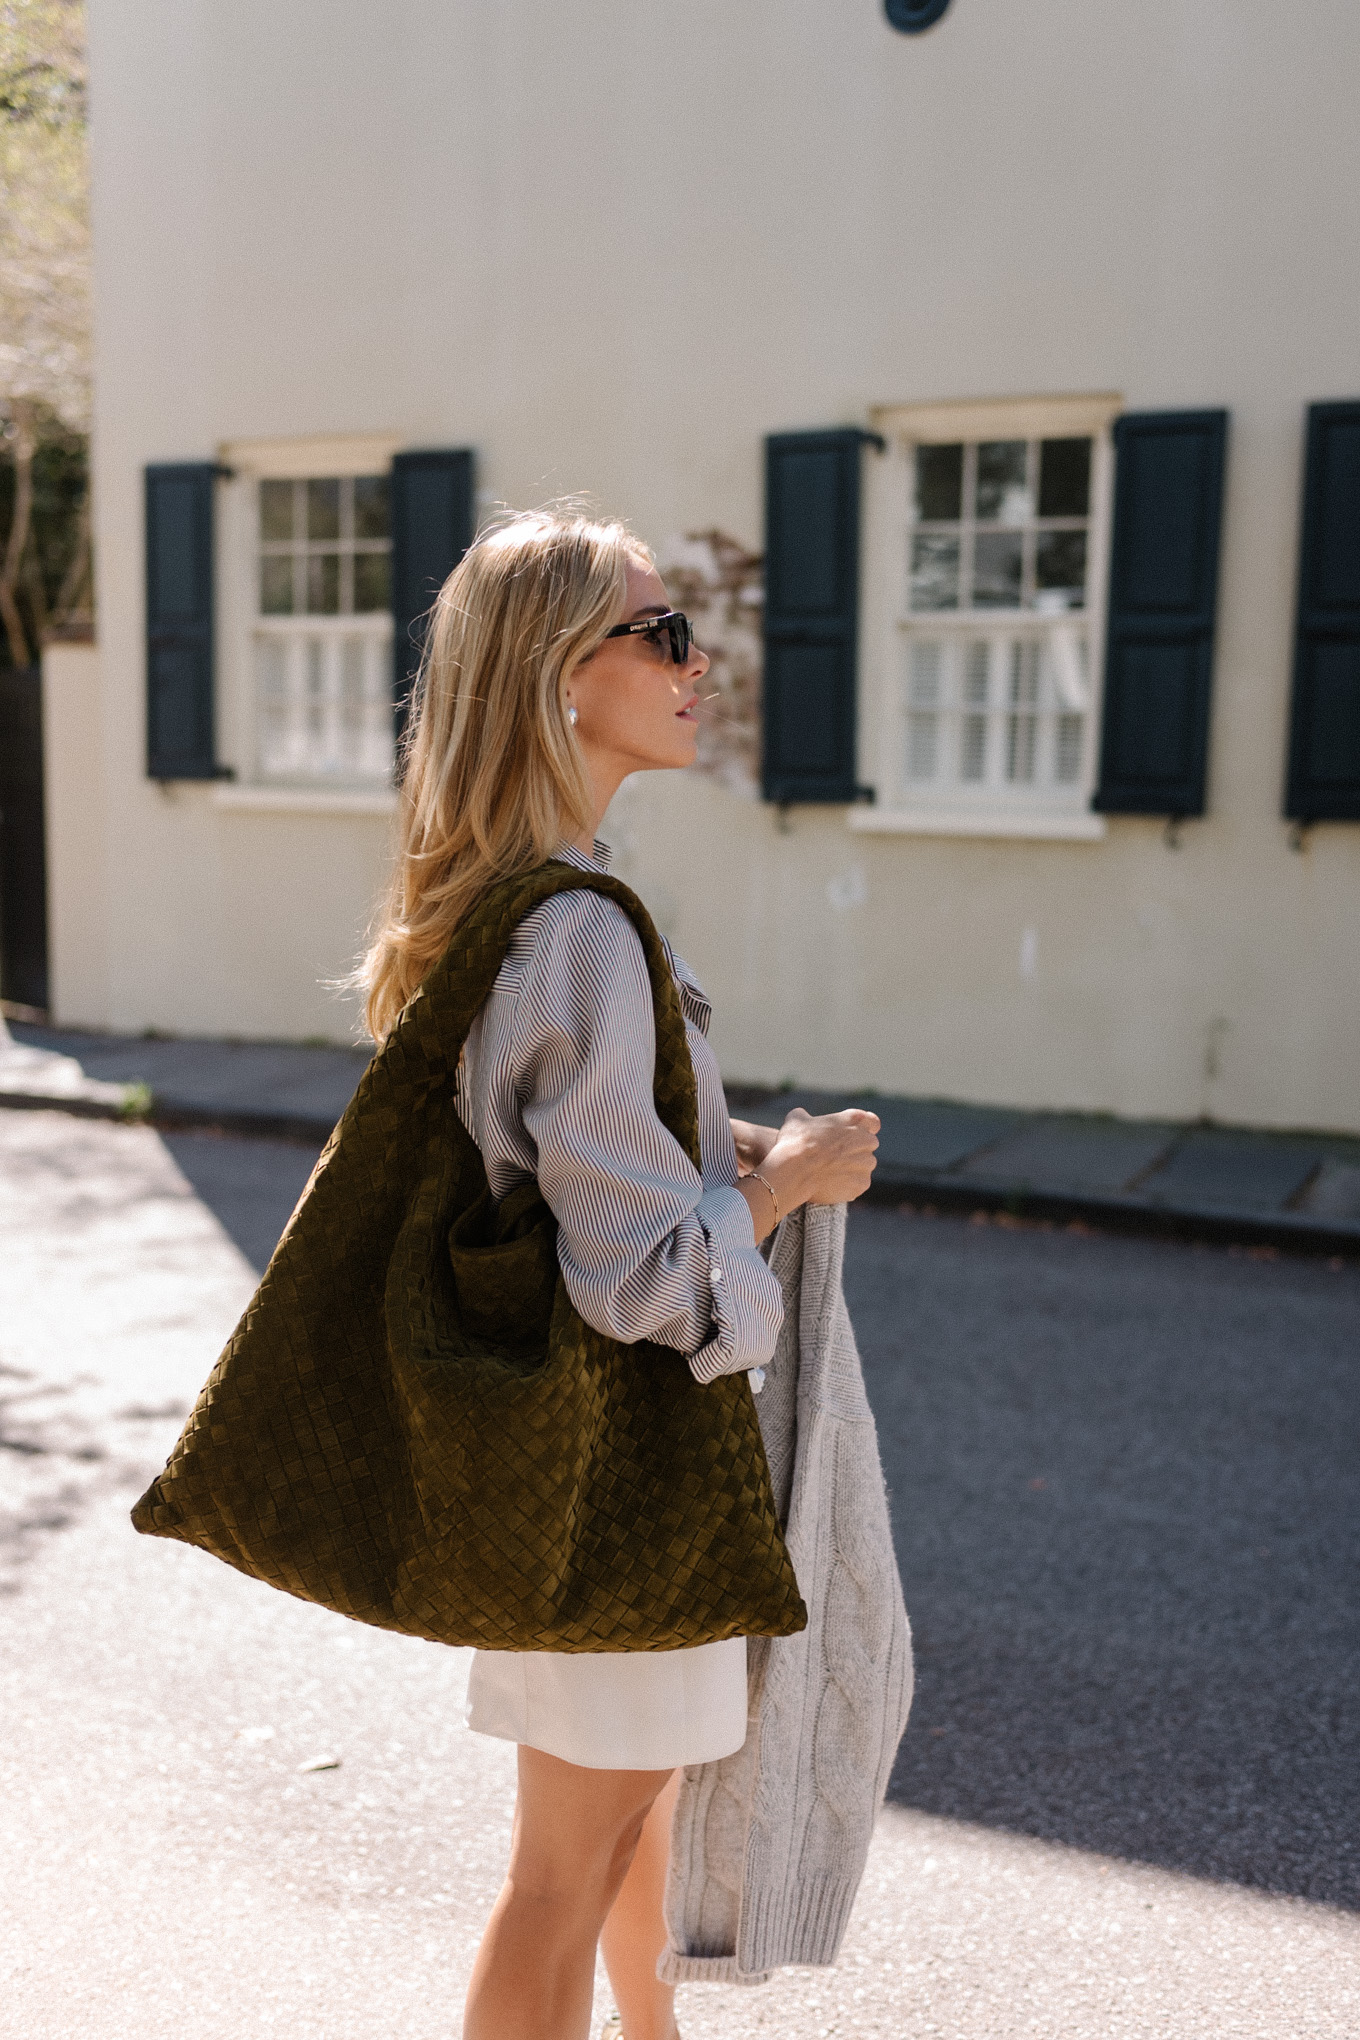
[464,1746,673,2040]
[599,1767,682,2040]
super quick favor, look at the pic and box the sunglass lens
[669,614,691,664]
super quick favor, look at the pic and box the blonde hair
[360,505,647,1043]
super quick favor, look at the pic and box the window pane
[353,475,390,539]
[260,556,294,615]
[256,637,290,776]
[307,479,341,541]
[910,533,959,610]
[1038,438,1091,518]
[1035,530,1087,607]
[260,480,295,542]
[307,552,340,613]
[973,531,1022,607]
[915,444,963,522]
[963,640,990,704]
[907,714,939,781]
[960,713,986,780]
[353,551,391,613]
[1007,714,1037,782]
[976,441,1031,522]
[1056,713,1084,783]
[1006,645,1040,784]
[1009,641,1040,706]
[306,637,326,742]
[908,639,944,705]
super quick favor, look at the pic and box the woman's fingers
[765,1106,881,1208]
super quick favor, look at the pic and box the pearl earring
[567,704,579,727]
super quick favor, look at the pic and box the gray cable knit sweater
[660,1201,914,1984]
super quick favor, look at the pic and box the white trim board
[848,806,1107,841]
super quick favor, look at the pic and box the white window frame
[214,433,403,814]
[854,394,1122,841]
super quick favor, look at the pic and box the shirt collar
[552,837,613,874]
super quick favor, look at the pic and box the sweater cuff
[686,1185,785,1385]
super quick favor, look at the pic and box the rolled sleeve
[686,1186,785,1384]
[477,891,784,1383]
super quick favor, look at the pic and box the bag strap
[387,862,702,1173]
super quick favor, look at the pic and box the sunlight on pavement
[2,1111,1356,2038]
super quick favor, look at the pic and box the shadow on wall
[846,1206,1360,1909]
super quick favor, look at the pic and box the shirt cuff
[686,1185,785,1385]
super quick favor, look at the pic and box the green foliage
[0,403,86,665]
[117,1080,155,1123]
[0,0,85,131]
[0,3,89,664]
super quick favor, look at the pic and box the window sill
[212,783,398,817]
[848,805,1107,842]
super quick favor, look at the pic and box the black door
[0,664,49,1012]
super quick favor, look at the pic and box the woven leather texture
[131,865,807,1653]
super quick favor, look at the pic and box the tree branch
[0,400,38,666]
[50,478,92,633]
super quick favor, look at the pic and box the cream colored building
[52,0,1360,1132]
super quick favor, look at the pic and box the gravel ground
[1,1109,1357,2038]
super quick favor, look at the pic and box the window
[857,396,1119,838]
[251,473,395,786]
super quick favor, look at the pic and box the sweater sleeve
[489,890,783,1382]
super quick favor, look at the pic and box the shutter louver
[1285,402,1360,823]
[762,430,866,803]
[145,462,220,779]
[1093,410,1228,817]
[391,449,475,748]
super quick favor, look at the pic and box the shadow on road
[162,1131,325,1275]
[147,1136,1360,1908]
[846,1205,1360,1909]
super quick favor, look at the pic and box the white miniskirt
[465,1635,749,1770]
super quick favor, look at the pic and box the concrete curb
[0,1086,336,1146]
[863,1169,1360,1259]
[5,1082,1358,1260]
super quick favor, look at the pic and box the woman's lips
[676,696,698,719]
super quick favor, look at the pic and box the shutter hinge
[851,429,888,454]
[211,462,236,481]
[853,785,877,804]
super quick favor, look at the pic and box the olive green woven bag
[131,864,807,1653]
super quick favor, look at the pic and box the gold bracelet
[747,1168,780,1227]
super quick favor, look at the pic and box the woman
[361,507,880,2040]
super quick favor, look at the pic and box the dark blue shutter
[1093,410,1228,817]
[391,449,475,746]
[145,462,220,779]
[762,430,866,804]
[1285,401,1360,823]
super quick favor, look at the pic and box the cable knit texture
[660,1202,913,1982]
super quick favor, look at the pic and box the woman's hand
[735,1105,881,1243]
[730,1117,780,1172]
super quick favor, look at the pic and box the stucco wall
[42,643,107,1029]
[83,0,1360,1123]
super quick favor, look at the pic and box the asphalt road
[2,1109,1357,2039]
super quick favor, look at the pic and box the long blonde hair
[360,505,646,1043]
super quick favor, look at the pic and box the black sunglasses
[604,610,694,666]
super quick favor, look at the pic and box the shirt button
[748,1367,766,1394]
[710,1267,724,1285]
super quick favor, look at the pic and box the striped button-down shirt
[454,841,784,1383]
